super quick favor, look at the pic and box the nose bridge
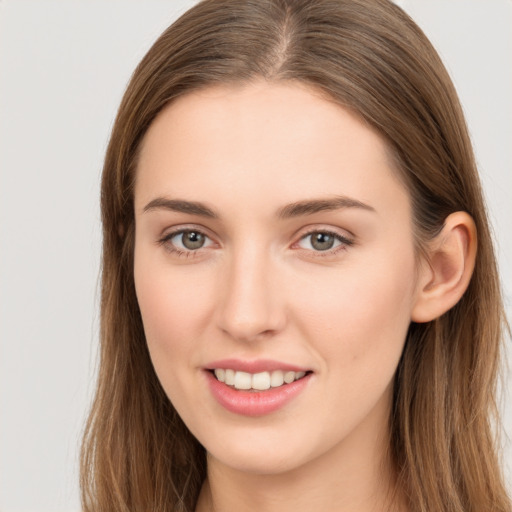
[217,240,284,342]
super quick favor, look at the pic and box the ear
[411,211,477,323]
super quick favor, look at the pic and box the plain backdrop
[0,1,510,511]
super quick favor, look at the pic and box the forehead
[135,80,409,218]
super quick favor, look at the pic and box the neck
[195,389,407,512]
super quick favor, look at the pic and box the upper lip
[205,358,311,374]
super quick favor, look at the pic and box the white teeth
[213,369,307,390]
[252,372,271,390]
[214,368,225,382]
[270,370,284,387]
[225,369,235,385]
[234,371,252,390]
[284,371,295,384]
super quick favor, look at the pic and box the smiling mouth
[211,369,310,391]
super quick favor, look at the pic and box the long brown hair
[80,0,511,510]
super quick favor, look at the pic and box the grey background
[0,1,510,510]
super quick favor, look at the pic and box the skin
[133,81,474,512]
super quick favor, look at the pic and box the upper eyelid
[160,224,216,240]
[293,230,354,249]
[293,224,355,242]
[158,224,354,248]
[159,228,216,256]
[299,228,351,238]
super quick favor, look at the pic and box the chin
[207,445,308,476]
[199,423,333,477]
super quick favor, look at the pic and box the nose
[216,246,286,342]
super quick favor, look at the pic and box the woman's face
[134,81,421,475]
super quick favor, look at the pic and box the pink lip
[205,358,309,373]
[205,370,312,417]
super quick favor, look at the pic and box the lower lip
[205,371,312,417]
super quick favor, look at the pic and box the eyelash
[158,228,214,258]
[294,229,354,257]
[158,228,354,259]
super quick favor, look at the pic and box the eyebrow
[143,198,218,218]
[142,195,375,219]
[277,196,375,218]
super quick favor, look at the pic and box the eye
[162,229,214,252]
[296,230,352,252]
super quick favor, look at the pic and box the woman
[80,0,511,510]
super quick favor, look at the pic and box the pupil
[311,233,334,251]
[183,231,205,250]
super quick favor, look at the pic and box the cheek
[133,249,215,369]
[134,257,220,423]
[293,248,416,379]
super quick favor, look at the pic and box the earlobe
[411,211,477,323]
